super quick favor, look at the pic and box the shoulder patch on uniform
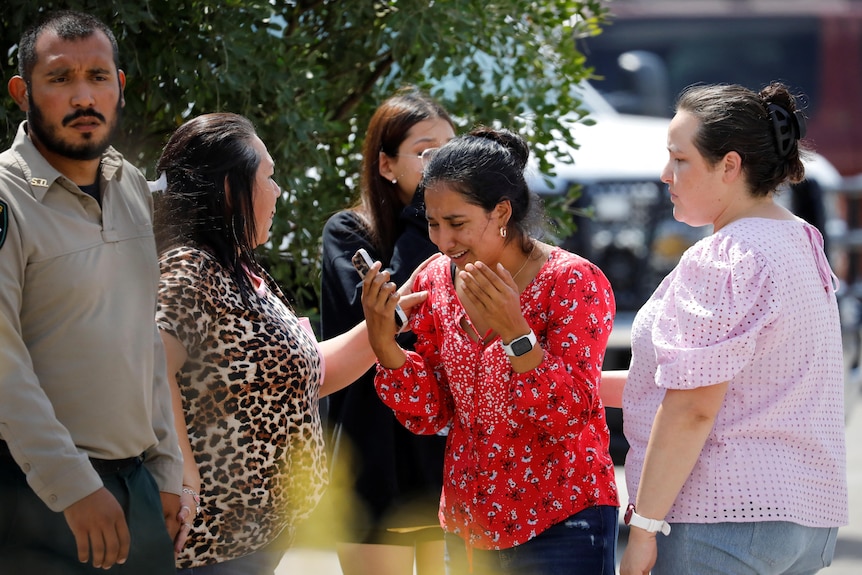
[0,199,7,250]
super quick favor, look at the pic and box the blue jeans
[177,543,284,575]
[444,505,618,575]
[654,521,839,575]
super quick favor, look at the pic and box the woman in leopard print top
[152,113,407,574]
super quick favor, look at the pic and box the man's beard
[27,93,123,161]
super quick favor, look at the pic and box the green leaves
[1,0,607,316]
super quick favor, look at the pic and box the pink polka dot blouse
[374,247,619,549]
[624,218,848,527]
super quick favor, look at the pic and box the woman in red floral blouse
[360,127,619,575]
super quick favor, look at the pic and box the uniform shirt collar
[11,121,125,203]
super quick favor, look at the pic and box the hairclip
[767,104,807,158]
[147,171,167,193]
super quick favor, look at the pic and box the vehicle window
[560,180,708,312]
[584,17,820,117]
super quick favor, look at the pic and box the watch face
[624,503,635,526]
[511,336,533,356]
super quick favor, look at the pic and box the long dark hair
[355,87,455,261]
[153,112,263,302]
[676,82,810,197]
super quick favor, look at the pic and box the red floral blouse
[374,248,619,550]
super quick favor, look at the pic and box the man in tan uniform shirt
[0,10,183,573]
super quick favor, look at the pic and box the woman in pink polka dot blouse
[360,127,619,575]
[609,83,849,575]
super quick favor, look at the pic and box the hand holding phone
[352,248,408,329]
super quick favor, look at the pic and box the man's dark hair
[17,10,120,82]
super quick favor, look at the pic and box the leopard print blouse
[156,247,326,567]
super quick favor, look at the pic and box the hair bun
[469,127,529,170]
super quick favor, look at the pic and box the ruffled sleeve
[653,235,781,389]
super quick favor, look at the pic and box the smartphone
[352,248,408,329]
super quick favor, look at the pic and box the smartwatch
[501,330,537,357]
[624,503,671,535]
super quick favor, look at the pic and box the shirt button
[22,463,31,472]
[49,494,57,503]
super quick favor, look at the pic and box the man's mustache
[62,109,106,126]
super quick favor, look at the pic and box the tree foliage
[1,0,608,317]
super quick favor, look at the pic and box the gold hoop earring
[500,226,507,238]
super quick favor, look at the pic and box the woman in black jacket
[320,87,456,575]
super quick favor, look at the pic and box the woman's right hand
[360,261,425,368]
[173,487,199,554]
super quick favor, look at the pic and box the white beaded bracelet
[182,486,202,515]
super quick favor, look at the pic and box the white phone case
[352,248,408,328]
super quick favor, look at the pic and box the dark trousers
[0,455,176,574]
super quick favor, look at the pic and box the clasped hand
[458,260,530,343]
[361,255,529,351]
